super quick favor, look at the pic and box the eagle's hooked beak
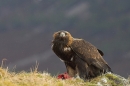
[60,32,65,37]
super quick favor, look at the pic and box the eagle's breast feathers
[52,43,74,62]
[63,47,71,52]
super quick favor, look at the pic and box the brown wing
[70,38,110,71]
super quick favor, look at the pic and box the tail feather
[103,64,112,73]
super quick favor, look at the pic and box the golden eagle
[52,30,112,80]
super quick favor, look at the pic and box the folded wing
[70,38,111,72]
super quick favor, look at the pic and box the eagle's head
[53,30,73,46]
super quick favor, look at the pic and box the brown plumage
[52,30,112,80]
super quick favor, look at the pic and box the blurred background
[0,0,130,78]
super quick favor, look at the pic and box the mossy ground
[0,67,129,86]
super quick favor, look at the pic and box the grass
[0,65,129,86]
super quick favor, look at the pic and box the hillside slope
[0,67,129,86]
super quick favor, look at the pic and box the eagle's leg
[76,65,90,80]
[75,60,89,80]
[65,62,77,77]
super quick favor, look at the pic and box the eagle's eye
[65,33,67,35]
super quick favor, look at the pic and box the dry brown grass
[0,67,92,86]
[0,62,129,86]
